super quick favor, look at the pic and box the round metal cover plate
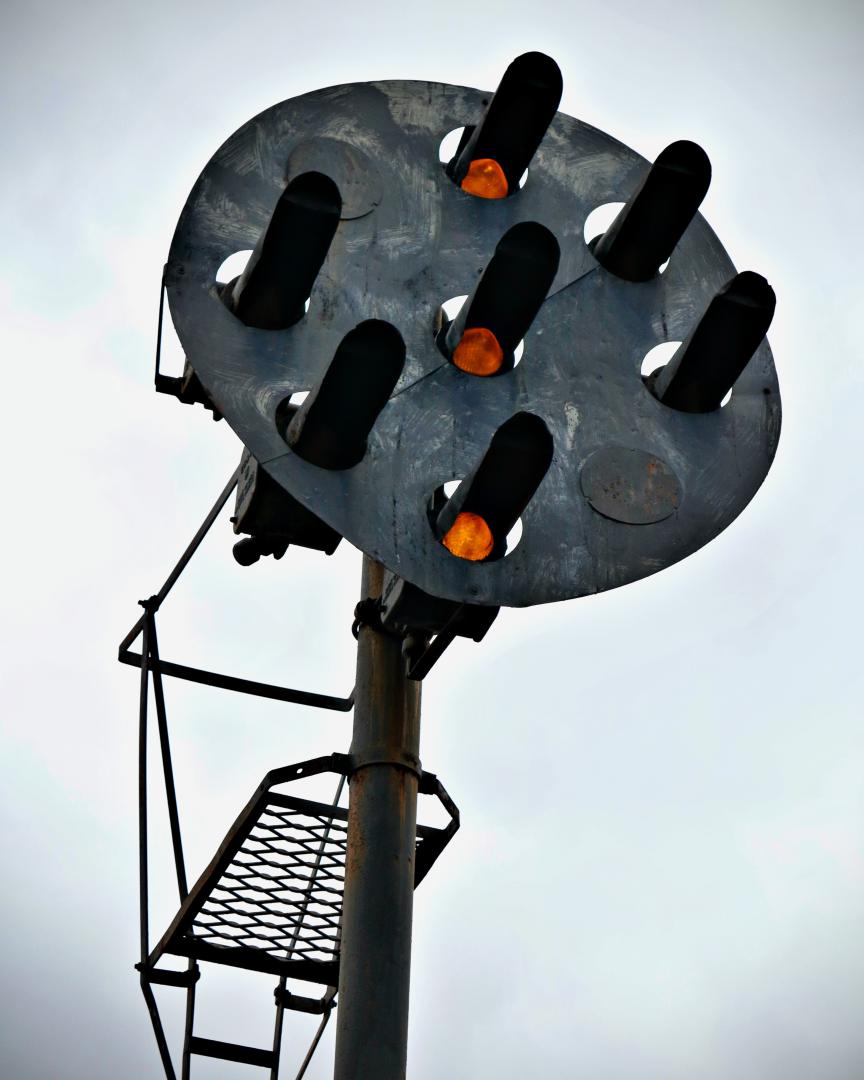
[581,446,681,525]
[165,79,781,608]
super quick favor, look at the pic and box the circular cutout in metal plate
[165,79,781,608]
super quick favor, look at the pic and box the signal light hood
[227,171,342,330]
[651,272,776,412]
[286,320,406,470]
[435,412,553,562]
[447,51,562,198]
[592,141,711,281]
[443,221,560,375]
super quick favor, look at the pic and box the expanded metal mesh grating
[188,798,348,965]
[150,760,457,988]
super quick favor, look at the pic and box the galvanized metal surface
[580,446,682,525]
[166,79,781,608]
[334,557,422,1080]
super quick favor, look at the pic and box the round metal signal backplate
[166,80,781,608]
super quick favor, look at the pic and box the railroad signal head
[227,171,341,330]
[446,52,563,199]
[442,221,560,376]
[434,412,554,562]
[592,140,711,281]
[650,272,776,412]
[163,60,781,611]
[285,320,406,470]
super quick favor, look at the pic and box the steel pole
[334,556,421,1080]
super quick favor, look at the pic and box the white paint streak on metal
[564,402,581,449]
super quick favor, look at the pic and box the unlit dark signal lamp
[592,140,711,281]
[651,271,776,412]
[286,320,406,470]
[227,171,341,329]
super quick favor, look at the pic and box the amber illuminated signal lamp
[435,411,553,562]
[442,512,495,561]
[452,326,504,375]
[443,221,560,376]
[460,158,508,199]
[446,51,562,198]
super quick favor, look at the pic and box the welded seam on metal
[256,265,600,477]
[253,363,452,471]
[387,359,449,403]
[385,266,600,405]
[543,261,599,302]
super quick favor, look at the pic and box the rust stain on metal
[581,445,681,525]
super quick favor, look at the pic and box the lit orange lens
[452,326,504,376]
[460,158,509,199]
[442,512,494,561]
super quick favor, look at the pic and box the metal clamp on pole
[351,596,402,641]
[348,746,422,780]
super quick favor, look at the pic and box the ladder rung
[189,1036,275,1068]
[136,963,200,988]
[274,987,330,1014]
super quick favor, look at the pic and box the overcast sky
[2,1,863,1077]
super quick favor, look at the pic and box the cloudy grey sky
[2,0,863,1077]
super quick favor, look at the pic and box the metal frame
[121,475,458,1077]
[148,755,457,985]
[122,472,352,1077]
[118,469,354,713]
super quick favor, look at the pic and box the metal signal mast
[122,50,780,1078]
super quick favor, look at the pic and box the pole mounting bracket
[351,596,403,642]
[348,747,423,780]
